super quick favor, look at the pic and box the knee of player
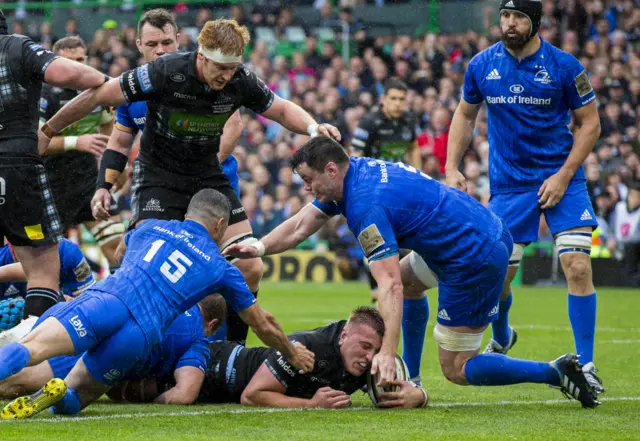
[439,361,467,386]
[564,258,592,283]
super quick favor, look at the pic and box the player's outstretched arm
[369,254,404,386]
[377,380,428,409]
[260,95,341,141]
[43,57,108,91]
[0,263,27,283]
[239,304,315,374]
[153,366,204,405]
[223,203,330,259]
[241,364,351,409]
[445,98,481,191]
[218,110,243,164]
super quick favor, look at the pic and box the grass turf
[2,282,639,440]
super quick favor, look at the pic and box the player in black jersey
[39,36,126,273]
[0,10,117,343]
[350,78,421,306]
[115,307,428,409]
[38,18,340,347]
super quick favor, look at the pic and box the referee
[0,11,115,345]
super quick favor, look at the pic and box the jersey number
[396,162,432,180]
[143,239,193,283]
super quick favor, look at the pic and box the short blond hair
[197,18,250,56]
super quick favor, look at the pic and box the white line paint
[601,340,640,344]
[3,396,638,424]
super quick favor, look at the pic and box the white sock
[0,315,39,348]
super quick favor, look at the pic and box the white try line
[601,339,640,344]
[3,396,639,424]
[296,319,640,334]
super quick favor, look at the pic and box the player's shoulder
[468,42,504,69]
[289,320,346,350]
[541,39,582,71]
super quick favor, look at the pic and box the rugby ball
[366,354,410,407]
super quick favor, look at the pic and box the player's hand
[445,169,467,192]
[371,352,397,386]
[316,124,342,142]
[38,129,52,156]
[77,134,110,158]
[222,243,260,259]
[311,387,352,409]
[91,188,112,221]
[288,341,315,374]
[377,380,428,409]
[538,171,570,210]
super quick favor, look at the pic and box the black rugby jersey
[350,109,416,163]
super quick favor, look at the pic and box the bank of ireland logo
[509,84,524,94]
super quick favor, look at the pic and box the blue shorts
[222,155,240,197]
[51,291,150,385]
[489,181,597,244]
[436,222,512,327]
[34,303,82,379]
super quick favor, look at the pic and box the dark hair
[290,136,349,173]
[137,8,177,37]
[348,306,385,338]
[52,36,86,54]
[198,293,227,324]
[384,77,408,95]
[186,189,231,224]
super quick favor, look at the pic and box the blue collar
[500,37,545,64]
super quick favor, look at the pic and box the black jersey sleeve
[39,85,58,122]
[350,113,376,156]
[120,57,165,103]
[15,36,58,82]
[237,67,275,114]
[263,347,303,391]
[406,112,417,143]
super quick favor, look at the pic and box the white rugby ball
[366,354,410,407]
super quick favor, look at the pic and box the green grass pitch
[2,282,639,440]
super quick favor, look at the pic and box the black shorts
[130,159,247,227]
[0,156,63,247]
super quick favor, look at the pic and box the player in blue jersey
[0,189,314,419]
[226,137,599,408]
[0,294,226,404]
[445,0,603,393]
[0,240,95,338]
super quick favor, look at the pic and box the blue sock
[209,320,227,342]
[568,292,597,364]
[464,353,560,386]
[491,292,513,348]
[51,387,81,415]
[0,342,30,381]
[401,296,429,379]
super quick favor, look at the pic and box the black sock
[24,287,59,317]
[226,290,258,345]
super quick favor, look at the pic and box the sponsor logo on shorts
[231,207,245,215]
[437,309,451,321]
[69,315,87,338]
[488,304,499,317]
[104,369,122,382]
[580,210,593,221]
[23,224,44,240]
[277,355,296,377]
[143,198,165,212]
[3,284,20,297]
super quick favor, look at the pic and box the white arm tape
[307,123,319,137]
[408,252,438,289]
[64,136,78,151]
[253,240,265,257]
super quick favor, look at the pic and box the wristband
[253,240,265,257]
[41,122,57,139]
[419,387,428,408]
[307,123,319,138]
[97,149,128,191]
[63,136,78,151]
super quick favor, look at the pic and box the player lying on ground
[445,0,603,393]
[225,137,600,409]
[39,17,341,349]
[0,189,314,419]
[111,307,428,409]
[0,239,95,334]
[0,294,226,404]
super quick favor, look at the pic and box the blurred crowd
[10,0,640,280]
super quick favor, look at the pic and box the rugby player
[114,307,429,409]
[0,294,226,404]
[38,18,341,348]
[225,137,600,409]
[350,77,427,381]
[445,0,603,393]
[0,189,314,419]
[106,9,246,342]
[0,10,115,345]
[38,36,125,273]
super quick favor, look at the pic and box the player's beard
[501,28,528,51]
